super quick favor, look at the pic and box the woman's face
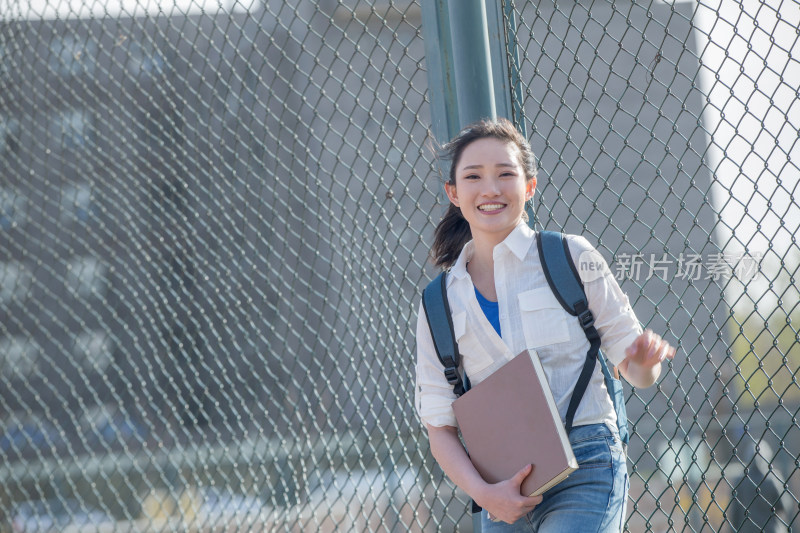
[445,137,536,245]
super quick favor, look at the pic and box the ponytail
[431,203,472,269]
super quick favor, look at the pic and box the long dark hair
[431,118,538,268]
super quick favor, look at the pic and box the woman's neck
[470,224,516,264]
[469,238,497,267]
[467,237,500,301]
[467,223,521,300]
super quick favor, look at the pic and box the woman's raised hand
[625,329,676,368]
[620,329,677,388]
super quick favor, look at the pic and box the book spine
[528,350,578,467]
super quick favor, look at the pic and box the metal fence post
[421,0,460,144]
[484,0,516,130]
[422,0,515,143]
[447,0,496,127]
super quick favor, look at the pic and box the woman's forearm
[425,423,543,523]
[426,424,490,501]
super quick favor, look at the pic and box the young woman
[415,118,676,531]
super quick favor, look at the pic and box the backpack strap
[537,231,629,443]
[422,271,469,397]
[422,271,479,514]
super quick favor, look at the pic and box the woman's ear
[444,182,460,207]
[526,177,537,201]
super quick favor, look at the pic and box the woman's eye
[464,174,480,180]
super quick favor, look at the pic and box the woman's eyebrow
[461,162,516,170]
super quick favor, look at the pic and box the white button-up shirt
[415,222,642,429]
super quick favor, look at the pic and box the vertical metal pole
[485,0,515,125]
[423,0,518,145]
[447,0,497,128]
[421,0,460,144]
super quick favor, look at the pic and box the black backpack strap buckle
[443,365,460,386]
[578,307,595,330]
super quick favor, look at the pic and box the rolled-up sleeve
[415,301,459,428]
[568,236,642,367]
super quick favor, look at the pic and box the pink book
[452,350,578,496]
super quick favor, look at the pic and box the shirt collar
[449,222,535,281]
[449,241,473,281]
[499,222,536,262]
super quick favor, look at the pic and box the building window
[0,187,26,229]
[52,108,94,150]
[0,44,8,80]
[67,256,106,298]
[0,261,31,304]
[48,35,97,77]
[1,115,20,155]
[128,39,166,77]
[0,336,39,378]
[74,330,113,371]
[60,182,96,223]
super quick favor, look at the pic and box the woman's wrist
[622,357,661,388]
[469,480,494,509]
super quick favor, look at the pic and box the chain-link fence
[507,1,799,531]
[0,0,797,531]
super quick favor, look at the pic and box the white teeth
[479,204,505,211]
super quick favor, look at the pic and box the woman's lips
[478,203,506,212]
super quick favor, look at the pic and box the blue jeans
[480,423,629,533]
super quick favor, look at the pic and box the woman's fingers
[626,329,676,366]
[511,463,533,487]
[485,465,543,524]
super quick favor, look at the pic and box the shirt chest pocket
[518,287,571,348]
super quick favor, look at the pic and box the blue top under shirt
[474,286,501,337]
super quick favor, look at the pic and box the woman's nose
[481,177,501,196]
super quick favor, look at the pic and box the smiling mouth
[478,203,506,211]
